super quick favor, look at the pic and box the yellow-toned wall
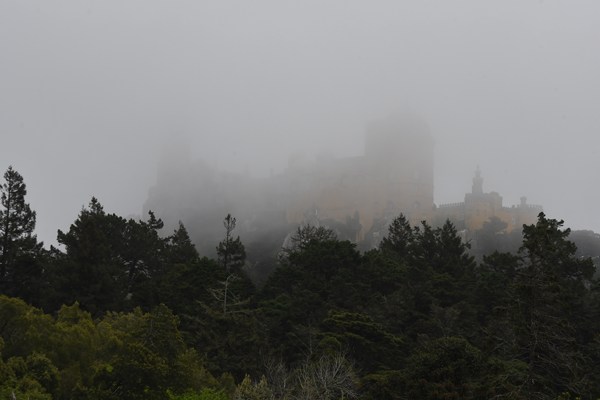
[282,118,539,238]
[284,122,435,238]
[437,201,541,233]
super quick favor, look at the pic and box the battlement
[433,169,542,233]
[513,203,543,211]
[438,202,465,209]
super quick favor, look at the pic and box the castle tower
[472,166,483,194]
[363,115,434,226]
[284,115,435,237]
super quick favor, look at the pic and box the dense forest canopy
[1,166,599,400]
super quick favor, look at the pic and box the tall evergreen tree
[379,213,415,260]
[211,214,252,315]
[166,221,199,265]
[0,166,40,293]
[52,197,128,314]
[216,214,246,274]
[52,198,169,313]
[512,213,595,398]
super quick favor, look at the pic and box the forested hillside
[1,167,599,400]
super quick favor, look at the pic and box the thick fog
[1,0,599,247]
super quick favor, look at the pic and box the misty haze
[1,1,600,399]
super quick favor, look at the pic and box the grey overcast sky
[1,0,599,246]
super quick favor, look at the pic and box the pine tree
[513,213,595,398]
[0,166,40,291]
[212,214,250,314]
[166,221,199,265]
[216,214,246,274]
[379,213,415,260]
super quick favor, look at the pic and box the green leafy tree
[0,295,54,359]
[234,375,273,400]
[0,352,55,400]
[93,304,209,400]
[168,388,229,400]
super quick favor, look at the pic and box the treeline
[1,166,600,400]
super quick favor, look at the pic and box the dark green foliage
[49,198,170,314]
[473,251,520,328]
[216,214,246,274]
[158,257,221,318]
[375,216,478,341]
[319,310,404,372]
[51,198,130,314]
[570,230,600,272]
[184,306,265,381]
[510,213,595,398]
[379,213,415,260]
[398,336,489,399]
[283,223,337,257]
[167,222,200,265]
[1,173,599,400]
[0,167,43,300]
[472,216,522,258]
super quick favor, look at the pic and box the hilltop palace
[281,116,541,241]
[144,116,541,249]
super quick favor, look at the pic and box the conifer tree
[166,221,199,265]
[213,214,248,314]
[216,214,246,274]
[512,213,595,398]
[379,213,415,260]
[0,166,40,290]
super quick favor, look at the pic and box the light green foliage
[168,388,230,400]
[0,296,54,358]
[0,295,219,400]
[0,345,56,399]
[234,375,273,400]
[93,305,189,399]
